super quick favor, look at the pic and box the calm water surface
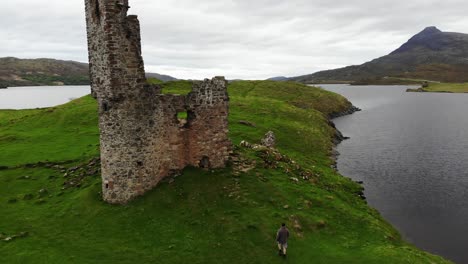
[321,84,468,264]
[0,86,91,109]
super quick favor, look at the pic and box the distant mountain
[145,72,178,82]
[0,57,89,87]
[0,57,177,87]
[291,27,468,83]
[266,76,289,81]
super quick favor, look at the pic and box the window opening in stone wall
[177,111,188,120]
[102,102,109,112]
[176,111,188,127]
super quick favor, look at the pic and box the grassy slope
[407,82,468,93]
[0,81,450,263]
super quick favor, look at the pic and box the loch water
[0,86,91,109]
[321,84,468,264]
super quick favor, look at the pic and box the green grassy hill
[0,81,451,263]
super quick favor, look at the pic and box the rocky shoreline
[328,105,361,165]
[329,105,362,119]
[328,104,366,200]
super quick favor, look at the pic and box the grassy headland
[0,81,451,263]
[407,82,468,93]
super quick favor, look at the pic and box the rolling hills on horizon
[0,57,177,87]
[4,26,468,87]
[290,27,468,84]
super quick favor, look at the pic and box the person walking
[276,223,290,258]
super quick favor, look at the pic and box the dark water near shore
[0,86,91,109]
[321,84,468,264]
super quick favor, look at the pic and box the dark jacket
[276,227,290,244]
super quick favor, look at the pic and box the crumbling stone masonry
[84,0,232,204]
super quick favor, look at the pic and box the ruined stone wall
[186,78,231,168]
[85,0,231,204]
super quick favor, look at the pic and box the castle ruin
[84,0,232,204]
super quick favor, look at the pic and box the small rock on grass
[2,232,29,242]
[261,131,276,148]
[290,177,299,183]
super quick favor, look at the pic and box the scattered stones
[261,131,276,148]
[53,165,65,170]
[240,140,252,148]
[68,166,79,172]
[62,158,101,189]
[239,139,318,184]
[290,215,303,235]
[231,152,256,176]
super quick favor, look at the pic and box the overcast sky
[1,0,467,80]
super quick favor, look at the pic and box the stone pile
[61,157,101,189]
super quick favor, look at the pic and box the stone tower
[84,0,231,204]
